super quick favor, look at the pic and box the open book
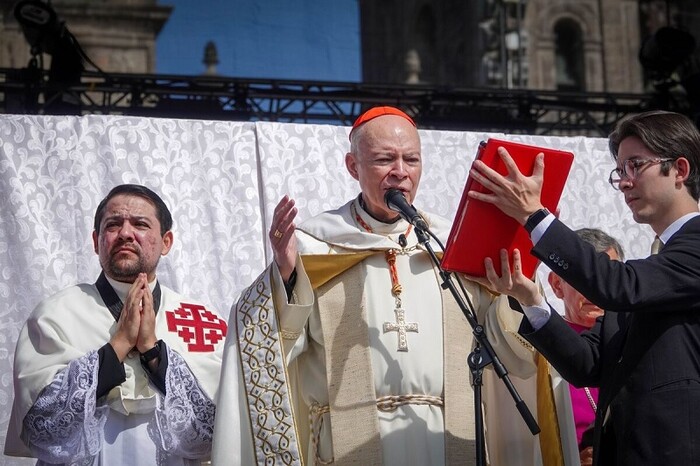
[441,138,574,277]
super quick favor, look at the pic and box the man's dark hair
[608,110,700,200]
[94,184,173,236]
[575,228,625,261]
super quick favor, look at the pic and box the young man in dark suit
[467,110,700,465]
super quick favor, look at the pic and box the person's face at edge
[549,247,621,328]
[92,194,173,283]
[615,135,686,233]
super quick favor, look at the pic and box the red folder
[441,138,574,277]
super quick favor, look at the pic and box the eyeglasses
[608,158,674,190]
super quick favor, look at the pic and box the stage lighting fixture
[639,26,696,77]
[13,0,92,114]
[13,0,63,55]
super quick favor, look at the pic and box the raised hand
[480,248,542,306]
[136,279,157,354]
[468,147,545,225]
[109,273,147,361]
[269,195,298,282]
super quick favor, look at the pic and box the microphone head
[384,188,429,231]
[384,188,405,211]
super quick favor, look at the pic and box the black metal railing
[0,67,667,136]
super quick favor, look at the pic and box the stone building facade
[0,0,171,73]
[524,0,643,92]
[359,1,487,86]
[359,0,699,95]
[1,0,698,121]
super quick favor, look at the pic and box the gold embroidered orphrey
[235,274,302,466]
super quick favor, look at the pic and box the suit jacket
[518,216,700,466]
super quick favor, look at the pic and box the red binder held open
[441,138,574,277]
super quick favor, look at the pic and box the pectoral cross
[383,307,419,352]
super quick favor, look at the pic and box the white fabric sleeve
[530,213,556,245]
[271,256,314,363]
[520,294,552,330]
[149,347,216,459]
[21,350,109,463]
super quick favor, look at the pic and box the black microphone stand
[414,225,540,466]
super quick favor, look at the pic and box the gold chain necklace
[583,387,597,412]
[562,316,598,413]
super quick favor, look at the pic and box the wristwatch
[524,208,550,234]
[140,341,161,364]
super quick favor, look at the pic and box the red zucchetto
[349,106,416,141]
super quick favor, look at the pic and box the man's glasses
[608,158,674,190]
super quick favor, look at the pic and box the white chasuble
[480,297,581,466]
[218,197,526,466]
[6,278,228,465]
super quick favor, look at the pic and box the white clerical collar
[354,196,410,236]
[105,274,158,302]
[297,196,451,250]
[659,212,700,244]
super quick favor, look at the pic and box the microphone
[384,188,429,231]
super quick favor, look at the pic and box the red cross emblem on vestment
[165,303,228,352]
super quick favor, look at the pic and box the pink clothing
[567,320,599,447]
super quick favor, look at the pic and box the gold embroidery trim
[496,299,535,352]
[236,274,301,465]
[507,329,535,351]
[280,329,302,340]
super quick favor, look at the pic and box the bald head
[349,106,416,141]
[345,114,422,223]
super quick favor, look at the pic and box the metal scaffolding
[0,67,661,136]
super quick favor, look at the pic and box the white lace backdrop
[0,115,652,465]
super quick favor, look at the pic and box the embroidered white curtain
[0,115,651,464]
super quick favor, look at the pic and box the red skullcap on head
[348,106,416,141]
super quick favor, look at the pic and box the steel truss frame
[0,67,662,136]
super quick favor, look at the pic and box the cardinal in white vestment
[212,107,578,465]
[4,184,232,466]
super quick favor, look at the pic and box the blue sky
[156,0,361,82]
